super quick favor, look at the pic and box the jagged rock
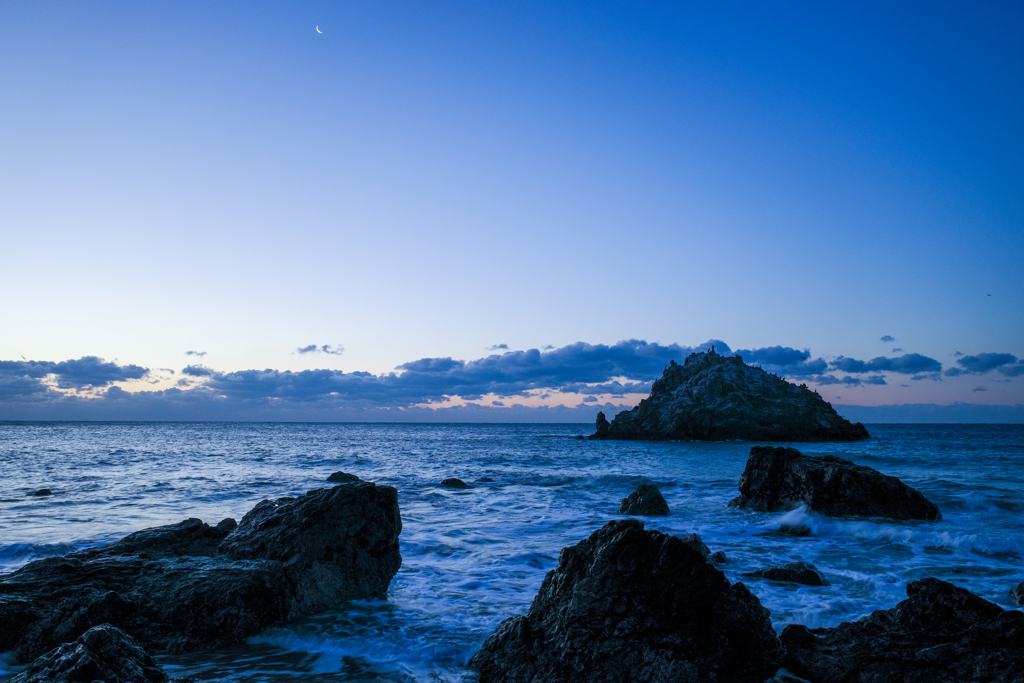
[441,478,470,489]
[590,348,869,442]
[0,482,402,662]
[469,520,784,683]
[215,517,237,534]
[591,411,611,439]
[30,489,52,497]
[728,446,941,520]
[781,578,1024,683]
[10,623,169,683]
[619,483,671,515]
[680,532,711,559]
[327,471,360,483]
[742,562,828,586]
[709,551,729,565]
[1011,580,1024,606]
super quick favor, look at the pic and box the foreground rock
[619,483,671,515]
[590,348,869,442]
[782,578,1024,683]
[729,446,941,520]
[742,562,828,586]
[11,624,172,683]
[469,520,783,683]
[0,481,402,662]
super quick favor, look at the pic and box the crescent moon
[316,25,322,33]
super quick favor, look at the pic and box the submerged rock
[781,578,1024,683]
[441,478,470,489]
[589,348,869,442]
[618,483,671,515]
[29,489,51,497]
[326,471,361,483]
[742,562,828,586]
[469,520,784,683]
[729,446,941,520]
[10,623,170,683]
[0,482,402,662]
[1011,580,1024,606]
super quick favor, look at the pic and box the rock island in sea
[590,347,869,442]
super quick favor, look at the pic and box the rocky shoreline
[3,447,1021,683]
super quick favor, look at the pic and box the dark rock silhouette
[729,446,941,520]
[326,471,361,483]
[709,550,729,565]
[441,478,470,489]
[1011,580,1024,606]
[590,348,868,442]
[618,483,670,515]
[592,411,611,438]
[469,520,784,683]
[781,578,1024,683]
[10,624,172,683]
[742,562,828,586]
[29,489,51,497]
[0,482,402,662]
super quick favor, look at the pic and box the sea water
[1,422,1022,681]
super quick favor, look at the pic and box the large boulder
[619,483,671,515]
[729,446,941,520]
[469,520,784,683]
[0,481,401,662]
[590,348,869,442]
[781,578,1024,683]
[10,624,172,683]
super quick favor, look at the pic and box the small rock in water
[779,523,812,537]
[729,446,941,521]
[441,478,470,489]
[782,578,1024,682]
[469,520,784,683]
[29,489,52,497]
[1011,580,1024,606]
[588,411,610,440]
[710,550,729,565]
[10,623,170,683]
[743,562,828,586]
[618,482,670,515]
[327,471,361,483]
[575,434,585,440]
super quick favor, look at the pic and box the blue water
[1,422,1022,681]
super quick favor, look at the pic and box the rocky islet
[590,348,870,442]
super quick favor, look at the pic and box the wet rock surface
[326,471,361,483]
[440,478,470,489]
[781,577,1024,683]
[618,482,671,515]
[0,481,402,662]
[742,562,828,586]
[10,623,174,683]
[1011,580,1024,606]
[729,446,941,520]
[469,519,784,683]
[590,348,869,442]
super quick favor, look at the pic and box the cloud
[892,348,903,353]
[182,365,215,377]
[185,350,207,358]
[811,375,842,385]
[829,353,942,375]
[488,344,510,351]
[943,352,1019,377]
[158,368,176,375]
[491,400,504,406]
[972,386,986,392]
[734,346,827,378]
[864,375,888,385]
[880,335,895,343]
[0,357,149,397]
[297,344,344,355]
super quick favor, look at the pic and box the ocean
[1,422,1022,681]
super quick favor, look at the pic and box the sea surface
[1,422,1022,681]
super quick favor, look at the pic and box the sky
[1,1,1022,421]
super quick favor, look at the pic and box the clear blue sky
[1,1,1022,418]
